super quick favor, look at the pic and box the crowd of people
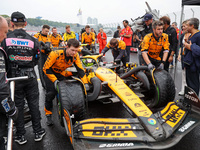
[0,10,200,150]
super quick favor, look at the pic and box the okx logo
[9,55,32,61]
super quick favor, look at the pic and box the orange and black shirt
[141,33,169,60]
[34,32,51,53]
[43,49,88,84]
[50,34,63,47]
[81,32,95,45]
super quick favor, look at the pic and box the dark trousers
[44,72,69,114]
[126,46,131,62]
[0,113,7,150]
[15,78,42,135]
[186,68,200,96]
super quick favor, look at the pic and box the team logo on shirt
[9,55,32,61]
[11,39,29,46]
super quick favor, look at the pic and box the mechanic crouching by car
[1,12,46,145]
[0,16,18,150]
[101,38,127,66]
[43,38,89,126]
[141,20,169,69]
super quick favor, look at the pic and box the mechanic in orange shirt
[120,20,133,62]
[141,21,169,70]
[97,28,107,54]
[101,38,127,66]
[50,27,64,47]
[81,25,95,52]
[43,39,89,125]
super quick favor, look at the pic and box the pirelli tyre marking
[99,143,134,148]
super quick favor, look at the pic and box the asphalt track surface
[12,50,200,150]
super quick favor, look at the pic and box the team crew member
[139,14,153,65]
[120,20,133,62]
[43,39,89,125]
[0,16,18,150]
[97,28,107,54]
[2,12,45,144]
[160,16,178,71]
[50,27,64,47]
[183,18,200,95]
[81,25,95,51]
[63,25,76,44]
[141,21,169,69]
[34,24,51,53]
[101,38,127,66]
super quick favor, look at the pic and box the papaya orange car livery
[81,32,95,45]
[43,49,88,84]
[141,33,169,60]
[50,34,63,47]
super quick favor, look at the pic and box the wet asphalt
[11,50,200,150]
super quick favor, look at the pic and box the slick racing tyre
[144,69,175,108]
[38,53,46,89]
[87,77,102,102]
[58,80,86,126]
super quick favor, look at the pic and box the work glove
[54,80,59,91]
[157,63,164,70]
[147,63,155,70]
[1,97,18,121]
[9,107,18,121]
[43,42,51,54]
[85,84,90,91]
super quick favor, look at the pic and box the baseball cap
[142,14,153,21]
[11,11,26,22]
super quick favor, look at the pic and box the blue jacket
[183,31,200,72]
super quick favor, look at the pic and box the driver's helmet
[82,58,94,67]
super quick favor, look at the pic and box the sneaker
[179,91,184,96]
[169,65,174,69]
[46,114,53,126]
[34,129,46,142]
[15,135,27,145]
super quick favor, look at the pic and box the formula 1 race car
[56,54,200,150]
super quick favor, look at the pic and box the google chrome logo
[148,118,156,125]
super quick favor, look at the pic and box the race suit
[50,34,63,47]
[63,31,76,42]
[97,32,107,54]
[0,47,17,150]
[141,33,169,67]
[2,29,43,136]
[101,40,127,66]
[81,32,95,50]
[43,49,88,115]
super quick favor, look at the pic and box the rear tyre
[58,80,86,126]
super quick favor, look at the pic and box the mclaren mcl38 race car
[55,54,200,150]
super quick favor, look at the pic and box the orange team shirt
[120,26,133,46]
